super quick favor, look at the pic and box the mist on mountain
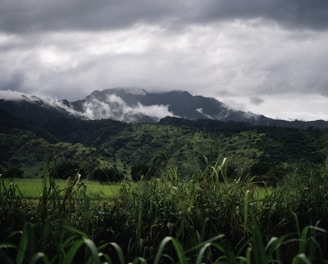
[1,88,328,129]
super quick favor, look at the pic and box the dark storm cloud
[197,0,328,30]
[0,0,184,33]
[1,0,328,33]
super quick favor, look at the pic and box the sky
[0,0,328,121]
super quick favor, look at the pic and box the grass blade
[154,236,187,264]
[16,224,29,264]
[252,225,267,264]
[0,244,16,264]
[39,220,50,252]
[82,237,100,264]
[63,239,84,264]
[109,242,125,264]
[292,253,311,264]
[30,252,50,264]
[196,242,212,264]
[131,257,147,263]
[171,237,187,264]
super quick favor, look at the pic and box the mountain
[0,92,128,146]
[70,88,328,129]
[1,88,328,129]
[70,88,257,123]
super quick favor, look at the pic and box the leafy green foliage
[1,112,328,185]
[50,160,80,179]
[93,167,124,183]
[131,164,151,181]
[1,167,24,178]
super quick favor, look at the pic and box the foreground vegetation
[1,157,328,263]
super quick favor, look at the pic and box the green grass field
[2,178,121,199]
[3,177,272,202]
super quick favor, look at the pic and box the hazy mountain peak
[69,88,252,123]
[90,87,147,97]
[78,91,174,122]
[0,88,255,123]
[1,88,328,129]
[0,89,87,119]
[0,90,36,102]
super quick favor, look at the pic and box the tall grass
[1,156,328,262]
[1,220,326,263]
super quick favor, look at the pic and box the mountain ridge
[1,88,328,129]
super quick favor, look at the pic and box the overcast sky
[1,0,328,121]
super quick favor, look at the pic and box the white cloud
[0,89,27,101]
[0,89,87,118]
[230,93,328,121]
[0,17,327,120]
[82,94,175,122]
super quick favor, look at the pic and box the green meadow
[2,178,121,199]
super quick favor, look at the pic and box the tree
[2,167,24,178]
[150,151,169,178]
[250,161,287,186]
[93,167,124,183]
[50,161,80,179]
[130,152,170,181]
[131,164,151,181]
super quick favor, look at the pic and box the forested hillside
[1,110,327,184]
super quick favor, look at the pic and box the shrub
[250,161,287,186]
[50,161,80,179]
[93,167,124,183]
[2,167,24,178]
[130,164,151,181]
